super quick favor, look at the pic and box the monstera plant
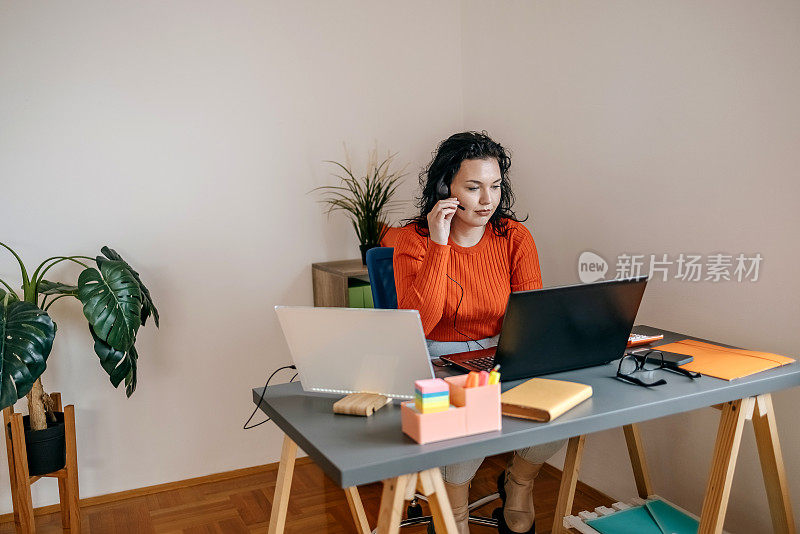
[0,242,158,433]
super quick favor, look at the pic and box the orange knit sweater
[393,219,543,341]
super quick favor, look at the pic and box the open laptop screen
[496,276,648,381]
[275,306,435,399]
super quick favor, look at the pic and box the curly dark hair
[406,131,526,238]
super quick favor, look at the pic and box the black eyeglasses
[616,350,701,388]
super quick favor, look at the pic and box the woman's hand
[427,198,460,245]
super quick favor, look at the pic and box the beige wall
[0,0,461,511]
[461,1,800,532]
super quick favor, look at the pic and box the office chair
[365,246,397,309]
[365,246,500,532]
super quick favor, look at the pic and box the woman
[393,131,565,534]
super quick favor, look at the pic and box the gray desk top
[252,325,799,488]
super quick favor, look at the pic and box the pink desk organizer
[401,374,501,444]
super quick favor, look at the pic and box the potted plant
[313,148,406,264]
[0,242,158,475]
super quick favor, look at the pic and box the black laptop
[440,276,648,382]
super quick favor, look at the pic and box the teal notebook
[646,499,699,534]
[586,498,698,534]
[585,506,663,534]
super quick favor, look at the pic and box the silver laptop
[274,306,435,399]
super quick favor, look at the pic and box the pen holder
[401,374,501,444]
[444,374,502,435]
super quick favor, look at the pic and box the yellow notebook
[501,378,592,422]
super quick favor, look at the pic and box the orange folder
[654,339,795,381]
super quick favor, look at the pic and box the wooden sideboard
[311,259,370,307]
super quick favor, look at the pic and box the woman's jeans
[427,336,567,486]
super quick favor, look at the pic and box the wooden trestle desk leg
[551,434,587,534]
[344,486,372,534]
[694,395,795,534]
[376,468,457,534]
[420,468,458,534]
[267,434,372,534]
[268,435,298,534]
[622,423,653,499]
[551,425,652,533]
[752,394,796,534]
[548,397,794,534]
[699,397,755,534]
[377,473,411,534]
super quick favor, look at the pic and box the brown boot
[443,480,471,534]
[500,454,542,532]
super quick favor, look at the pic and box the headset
[436,175,450,201]
[435,173,465,210]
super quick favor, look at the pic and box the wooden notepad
[501,378,592,422]
[332,392,390,416]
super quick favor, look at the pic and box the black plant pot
[359,243,378,265]
[9,412,67,476]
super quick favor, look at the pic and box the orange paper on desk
[656,339,795,381]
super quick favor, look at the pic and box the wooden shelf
[311,259,369,307]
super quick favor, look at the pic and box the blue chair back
[366,247,397,309]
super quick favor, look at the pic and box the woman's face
[449,158,502,228]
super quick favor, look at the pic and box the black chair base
[371,493,500,533]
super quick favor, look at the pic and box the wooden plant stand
[2,392,80,533]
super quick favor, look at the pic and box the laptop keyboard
[465,355,496,371]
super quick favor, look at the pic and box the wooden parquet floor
[0,453,614,533]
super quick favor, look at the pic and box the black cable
[244,364,297,430]
[446,273,485,350]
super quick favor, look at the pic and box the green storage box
[348,280,373,308]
